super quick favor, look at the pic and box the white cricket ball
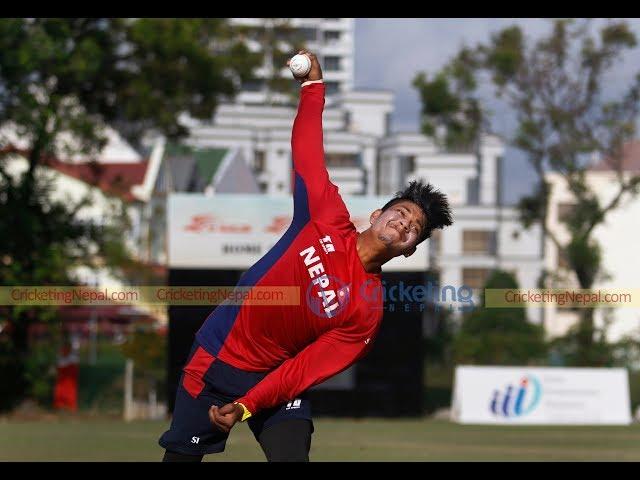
[289,54,311,78]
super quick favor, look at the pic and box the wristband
[301,79,324,87]
[233,401,252,421]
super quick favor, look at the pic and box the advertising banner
[451,366,632,425]
[168,193,428,271]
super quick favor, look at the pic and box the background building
[178,82,544,325]
[229,18,355,104]
[544,141,640,342]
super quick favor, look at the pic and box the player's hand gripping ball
[289,54,312,78]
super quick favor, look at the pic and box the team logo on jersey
[299,244,350,318]
[319,235,335,254]
[305,275,351,318]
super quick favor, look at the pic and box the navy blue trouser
[159,341,313,456]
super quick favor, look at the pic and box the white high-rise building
[229,18,355,104]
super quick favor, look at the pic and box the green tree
[413,46,483,151]
[0,18,257,410]
[414,19,640,365]
[120,328,166,375]
[120,328,167,401]
[453,271,547,365]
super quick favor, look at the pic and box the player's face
[370,200,426,257]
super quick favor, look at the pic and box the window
[324,30,341,42]
[557,202,576,223]
[324,56,341,71]
[241,79,265,92]
[344,111,351,130]
[273,24,296,42]
[496,155,504,206]
[377,155,392,194]
[462,268,492,290]
[385,112,392,136]
[325,81,340,95]
[298,27,317,42]
[467,178,480,205]
[253,150,266,173]
[399,156,415,184]
[325,153,360,168]
[463,230,496,255]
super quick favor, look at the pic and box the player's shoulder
[308,219,355,251]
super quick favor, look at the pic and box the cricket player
[159,50,453,462]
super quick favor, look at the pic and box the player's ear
[403,245,417,258]
[370,209,383,225]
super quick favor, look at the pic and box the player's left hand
[209,403,243,433]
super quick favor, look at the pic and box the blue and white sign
[451,366,632,425]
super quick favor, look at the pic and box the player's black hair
[381,180,453,244]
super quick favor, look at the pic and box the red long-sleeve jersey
[195,82,383,415]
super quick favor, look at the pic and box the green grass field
[1,418,640,461]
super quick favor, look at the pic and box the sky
[354,18,640,204]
